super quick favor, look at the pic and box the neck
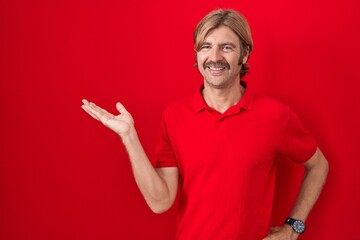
[202,79,245,114]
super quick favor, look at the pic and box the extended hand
[263,225,299,240]
[81,99,134,137]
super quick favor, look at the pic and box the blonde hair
[194,9,253,78]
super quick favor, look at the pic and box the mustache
[203,60,230,69]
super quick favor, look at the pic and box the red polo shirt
[154,85,317,240]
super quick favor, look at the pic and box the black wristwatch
[285,217,306,234]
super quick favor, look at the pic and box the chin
[205,80,230,89]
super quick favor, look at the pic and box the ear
[194,50,198,67]
[241,46,250,64]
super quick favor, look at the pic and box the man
[81,9,328,240]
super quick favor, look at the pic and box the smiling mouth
[204,61,230,71]
[208,66,226,71]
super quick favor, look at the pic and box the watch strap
[285,217,296,225]
[285,217,306,234]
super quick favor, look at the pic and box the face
[196,25,248,89]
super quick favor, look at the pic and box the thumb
[116,102,128,114]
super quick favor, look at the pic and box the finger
[82,101,108,118]
[81,105,101,121]
[116,102,128,114]
[83,101,113,117]
[88,102,112,116]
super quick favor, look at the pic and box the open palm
[81,99,134,137]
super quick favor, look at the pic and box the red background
[1,0,359,239]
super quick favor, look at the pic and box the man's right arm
[81,99,179,213]
[121,128,179,213]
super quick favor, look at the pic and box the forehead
[203,25,240,46]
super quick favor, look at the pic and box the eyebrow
[202,42,237,48]
[219,43,237,48]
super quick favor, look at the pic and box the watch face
[293,220,306,233]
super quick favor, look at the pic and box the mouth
[203,61,230,74]
[208,66,226,71]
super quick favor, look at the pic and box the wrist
[285,217,306,235]
[120,127,138,144]
[283,224,300,238]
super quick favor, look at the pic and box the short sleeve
[153,112,178,168]
[279,107,318,163]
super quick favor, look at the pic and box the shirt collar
[192,80,254,113]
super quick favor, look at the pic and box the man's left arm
[263,148,329,240]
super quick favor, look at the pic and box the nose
[208,47,223,62]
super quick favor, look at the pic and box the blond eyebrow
[201,42,237,48]
[219,43,237,48]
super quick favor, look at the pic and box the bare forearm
[121,128,174,213]
[263,149,329,240]
[290,149,329,221]
[81,100,176,213]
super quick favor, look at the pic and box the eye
[201,45,211,51]
[222,45,233,52]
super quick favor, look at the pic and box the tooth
[209,67,224,70]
